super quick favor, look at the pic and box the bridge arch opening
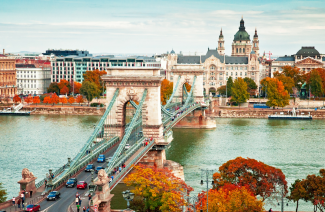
[122,100,143,144]
[209,87,217,96]
[182,82,191,104]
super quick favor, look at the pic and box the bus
[253,104,270,109]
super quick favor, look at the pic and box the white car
[106,157,113,163]
[125,144,130,150]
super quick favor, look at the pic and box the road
[39,144,119,212]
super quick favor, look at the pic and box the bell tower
[252,28,259,56]
[218,28,225,55]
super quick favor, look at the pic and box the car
[85,164,95,172]
[66,178,77,188]
[47,191,60,201]
[25,204,41,211]
[124,144,130,150]
[77,181,88,189]
[106,156,113,163]
[95,166,105,174]
[97,154,105,163]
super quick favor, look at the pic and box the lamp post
[200,169,214,212]
[122,190,135,211]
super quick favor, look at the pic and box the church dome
[233,18,250,41]
[296,46,320,57]
[170,49,175,54]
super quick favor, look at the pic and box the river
[0,116,324,211]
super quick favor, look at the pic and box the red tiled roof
[0,54,7,57]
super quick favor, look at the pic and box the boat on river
[0,103,34,116]
[268,107,312,120]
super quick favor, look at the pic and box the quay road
[39,144,119,212]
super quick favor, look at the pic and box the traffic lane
[39,144,120,211]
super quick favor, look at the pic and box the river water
[0,116,323,211]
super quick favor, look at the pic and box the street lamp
[200,169,214,212]
[122,190,135,210]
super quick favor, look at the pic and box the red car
[77,181,88,189]
[26,204,41,211]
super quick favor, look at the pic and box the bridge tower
[103,67,164,143]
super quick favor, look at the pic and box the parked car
[66,178,77,188]
[47,191,60,201]
[77,181,88,189]
[97,154,105,163]
[124,144,130,150]
[95,166,105,174]
[25,204,41,211]
[85,164,95,172]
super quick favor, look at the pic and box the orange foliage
[68,96,75,105]
[59,97,68,105]
[13,95,21,103]
[25,95,33,104]
[58,79,70,90]
[60,86,69,95]
[43,96,51,104]
[75,95,84,105]
[50,93,60,105]
[184,82,191,92]
[83,70,107,92]
[213,157,287,201]
[197,185,264,212]
[70,82,82,94]
[124,164,193,212]
[33,96,40,105]
[161,79,173,105]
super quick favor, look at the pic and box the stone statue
[98,169,108,183]
[22,168,34,180]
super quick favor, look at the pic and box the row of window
[52,71,74,75]
[17,80,36,83]
[17,75,36,78]
[17,71,37,73]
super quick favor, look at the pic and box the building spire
[254,28,258,38]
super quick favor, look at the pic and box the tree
[47,82,59,94]
[274,74,295,94]
[58,79,70,91]
[226,76,233,97]
[261,77,289,108]
[160,79,173,105]
[244,77,258,95]
[25,95,33,104]
[217,85,226,96]
[60,86,69,95]
[83,70,107,94]
[76,95,84,105]
[68,96,75,105]
[80,81,100,106]
[124,164,193,212]
[213,157,288,202]
[59,97,68,106]
[13,95,21,103]
[196,184,264,212]
[184,82,191,92]
[231,78,249,106]
[33,96,40,105]
[50,93,60,106]
[280,66,305,89]
[43,96,51,105]
[309,69,323,97]
[0,182,7,203]
[70,81,82,94]
[287,179,307,212]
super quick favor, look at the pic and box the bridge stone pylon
[102,68,164,143]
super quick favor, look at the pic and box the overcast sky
[1,0,325,56]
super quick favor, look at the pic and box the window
[252,72,254,75]
[245,72,247,76]
[235,72,237,76]
[226,77,228,80]
[240,72,242,76]
[219,72,222,75]
[226,72,228,76]
[240,67,243,70]
[226,67,229,70]
[235,67,238,70]
[245,67,247,70]
[231,67,233,70]
[220,43,222,48]
[243,48,245,53]
[239,49,242,53]
[252,67,255,70]
[231,72,233,76]
[210,66,215,70]
[220,82,222,86]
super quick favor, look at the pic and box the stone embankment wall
[0,105,106,116]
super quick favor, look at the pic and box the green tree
[217,85,226,96]
[243,77,257,95]
[226,76,233,97]
[0,182,7,203]
[231,78,249,106]
[309,70,323,97]
[80,81,100,106]
[47,82,60,94]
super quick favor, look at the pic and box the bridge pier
[174,109,216,128]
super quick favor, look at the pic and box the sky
[1,0,325,56]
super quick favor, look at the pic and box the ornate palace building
[0,51,17,97]
[166,18,260,95]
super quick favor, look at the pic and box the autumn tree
[231,78,249,106]
[213,157,288,202]
[308,69,324,97]
[261,77,289,108]
[217,85,226,96]
[80,81,100,106]
[47,82,59,94]
[58,79,70,91]
[33,96,40,106]
[25,95,33,104]
[184,82,191,92]
[197,184,264,212]
[43,96,51,105]
[59,97,68,106]
[160,79,173,105]
[281,66,305,89]
[75,95,84,105]
[70,81,82,94]
[50,93,60,106]
[83,70,107,95]
[287,179,307,212]
[68,96,75,105]
[226,76,233,97]
[13,95,21,103]
[124,164,193,212]
[0,182,7,203]
[60,86,69,95]
[274,73,295,94]
[244,77,258,95]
